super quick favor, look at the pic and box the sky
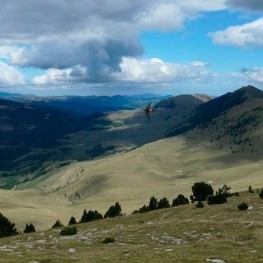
[0,0,263,96]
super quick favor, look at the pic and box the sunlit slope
[2,129,263,231]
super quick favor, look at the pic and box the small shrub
[208,194,227,205]
[196,201,204,208]
[102,237,115,244]
[157,197,170,209]
[68,216,77,225]
[234,191,239,196]
[190,182,214,203]
[238,202,248,211]
[172,194,189,206]
[79,209,103,223]
[218,184,233,197]
[104,202,123,218]
[24,223,36,233]
[259,189,263,199]
[248,185,254,193]
[0,213,18,238]
[60,226,78,236]
[148,196,158,211]
[52,219,63,228]
[132,205,149,214]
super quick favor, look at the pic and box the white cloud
[116,57,212,83]
[32,66,87,85]
[241,67,263,83]
[0,61,26,86]
[209,18,263,47]
[0,0,224,86]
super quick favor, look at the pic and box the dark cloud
[0,0,223,85]
[225,0,263,12]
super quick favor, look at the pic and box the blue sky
[0,1,263,96]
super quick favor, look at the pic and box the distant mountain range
[0,85,263,189]
[0,92,169,116]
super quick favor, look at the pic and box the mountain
[1,85,263,189]
[15,94,169,116]
[154,94,211,110]
[168,85,263,136]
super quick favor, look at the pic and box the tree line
[1,183,262,238]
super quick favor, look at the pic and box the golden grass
[3,130,263,231]
[0,191,262,263]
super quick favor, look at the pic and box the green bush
[238,202,248,211]
[172,194,189,206]
[79,209,103,223]
[104,202,123,218]
[23,223,36,233]
[248,185,254,193]
[60,226,78,236]
[0,213,18,238]
[52,219,64,228]
[157,197,170,209]
[102,237,115,244]
[259,189,263,199]
[68,216,77,225]
[190,182,214,203]
[148,196,158,211]
[207,194,227,205]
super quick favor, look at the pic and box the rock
[68,248,76,254]
[206,259,226,263]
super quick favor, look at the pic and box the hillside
[0,92,209,188]
[0,190,262,263]
[0,86,262,232]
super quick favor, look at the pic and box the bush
[104,202,123,218]
[132,205,149,214]
[172,194,189,206]
[148,196,158,211]
[196,201,204,208]
[0,213,18,238]
[238,202,248,211]
[207,194,227,205]
[190,182,214,203]
[157,197,170,209]
[23,223,36,233]
[248,185,254,193]
[52,219,64,228]
[60,226,78,236]
[102,237,115,244]
[68,216,77,225]
[259,189,263,199]
[217,184,232,197]
[79,209,103,223]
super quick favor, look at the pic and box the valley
[0,85,262,233]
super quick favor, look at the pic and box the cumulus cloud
[241,67,263,83]
[32,65,88,85]
[0,61,26,86]
[225,0,263,12]
[0,0,224,86]
[116,57,212,83]
[209,18,263,47]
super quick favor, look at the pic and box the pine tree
[157,197,170,209]
[148,196,158,211]
[104,202,123,218]
[0,212,18,238]
[24,223,36,233]
[68,216,77,225]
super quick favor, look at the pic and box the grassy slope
[1,96,263,232]
[0,191,262,263]
[3,131,262,231]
